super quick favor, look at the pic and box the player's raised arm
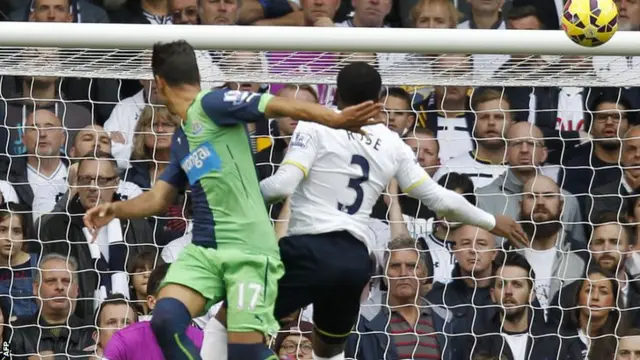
[394,143,529,249]
[260,121,318,203]
[84,136,186,236]
[83,181,178,236]
[264,95,383,132]
[200,88,382,132]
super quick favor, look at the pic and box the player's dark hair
[336,62,382,107]
[492,251,535,290]
[437,172,476,206]
[93,293,138,327]
[382,87,413,109]
[147,263,171,297]
[152,40,201,87]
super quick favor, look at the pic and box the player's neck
[142,0,168,16]
[28,156,62,176]
[171,87,201,121]
[593,143,621,164]
[474,146,506,165]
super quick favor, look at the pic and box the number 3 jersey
[283,121,427,250]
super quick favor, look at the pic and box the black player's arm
[264,95,382,131]
[386,180,412,240]
[264,96,343,125]
[111,181,177,219]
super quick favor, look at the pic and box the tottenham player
[84,41,383,360]
[259,62,529,360]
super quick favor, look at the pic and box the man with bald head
[476,122,586,243]
[426,224,499,359]
[45,125,142,218]
[517,175,586,312]
[587,125,640,222]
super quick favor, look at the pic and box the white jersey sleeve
[394,143,496,231]
[394,142,430,193]
[280,120,319,176]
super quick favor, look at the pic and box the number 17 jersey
[282,122,426,250]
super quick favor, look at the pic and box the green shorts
[160,244,284,336]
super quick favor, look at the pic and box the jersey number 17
[338,155,370,215]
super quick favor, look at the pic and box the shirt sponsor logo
[290,132,310,149]
[180,142,221,185]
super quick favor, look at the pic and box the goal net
[0,22,639,359]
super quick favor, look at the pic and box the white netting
[3,47,640,87]
[1,25,639,360]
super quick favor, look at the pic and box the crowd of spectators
[1,0,640,359]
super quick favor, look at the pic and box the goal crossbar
[2,23,640,87]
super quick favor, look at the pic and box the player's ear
[154,76,165,93]
[147,294,157,310]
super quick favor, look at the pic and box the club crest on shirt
[290,132,310,149]
[192,121,203,135]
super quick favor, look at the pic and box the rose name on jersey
[346,131,382,151]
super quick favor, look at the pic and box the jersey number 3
[338,155,370,215]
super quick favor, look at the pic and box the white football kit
[260,122,497,250]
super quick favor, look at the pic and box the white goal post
[2,22,640,87]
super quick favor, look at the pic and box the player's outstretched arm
[264,96,383,132]
[394,145,529,249]
[83,181,177,237]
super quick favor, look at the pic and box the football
[561,0,619,47]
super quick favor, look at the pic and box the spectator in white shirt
[22,109,68,219]
[515,175,586,312]
[470,252,562,360]
[0,181,19,204]
[458,0,508,76]
[434,88,513,188]
[104,80,160,171]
